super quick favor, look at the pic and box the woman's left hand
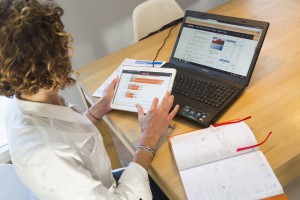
[88,77,119,122]
[99,76,119,114]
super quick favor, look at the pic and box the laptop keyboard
[173,71,235,107]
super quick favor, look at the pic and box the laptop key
[173,71,235,107]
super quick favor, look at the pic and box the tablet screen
[111,67,176,113]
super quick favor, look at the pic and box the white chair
[0,164,38,200]
[132,0,184,42]
[0,96,11,163]
[59,81,89,113]
[0,144,10,164]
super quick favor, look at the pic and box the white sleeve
[116,162,152,200]
[26,147,152,200]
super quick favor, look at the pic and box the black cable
[140,17,183,41]
[152,23,179,67]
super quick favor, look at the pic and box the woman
[0,0,179,199]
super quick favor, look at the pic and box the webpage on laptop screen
[173,17,263,78]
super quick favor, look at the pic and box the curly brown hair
[0,0,75,97]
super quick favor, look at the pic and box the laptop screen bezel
[169,10,269,86]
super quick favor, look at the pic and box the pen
[152,61,163,65]
[134,60,163,66]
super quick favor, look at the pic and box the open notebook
[169,121,283,200]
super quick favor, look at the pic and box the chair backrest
[59,81,89,113]
[0,164,38,200]
[0,96,11,163]
[133,0,184,42]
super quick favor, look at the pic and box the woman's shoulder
[12,136,81,170]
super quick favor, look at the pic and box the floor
[284,177,300,200]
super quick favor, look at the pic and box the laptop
[162,10,269,127]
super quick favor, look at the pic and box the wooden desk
[77,0,299,199]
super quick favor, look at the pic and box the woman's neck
[20,89,65,106]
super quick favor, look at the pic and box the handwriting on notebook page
[180,151,282,200]
[170,122,257,170]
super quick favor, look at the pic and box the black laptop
[163,10,269,127]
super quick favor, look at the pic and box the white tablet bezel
[110,66,176,113]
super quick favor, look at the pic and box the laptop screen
[172,16,264,79]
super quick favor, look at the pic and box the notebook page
[170,122,257,170]
[180,151,283,200]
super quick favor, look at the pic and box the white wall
[57,0,228,69]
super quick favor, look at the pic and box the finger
[159,92,171,110]
[164,95,174,112]
[150,97,159,110]
[110,76,119,88]
[136,104,145,120]
[104,77,118,95]
[168,104,179,120]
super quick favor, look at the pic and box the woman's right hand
[136,92,179,149]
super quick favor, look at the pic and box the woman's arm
[133,92,179,170]
[86,77,119,124]
[87,79,179,170]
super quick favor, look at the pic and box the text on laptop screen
[173,17,263,78]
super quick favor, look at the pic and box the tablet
[110,66,176,113]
